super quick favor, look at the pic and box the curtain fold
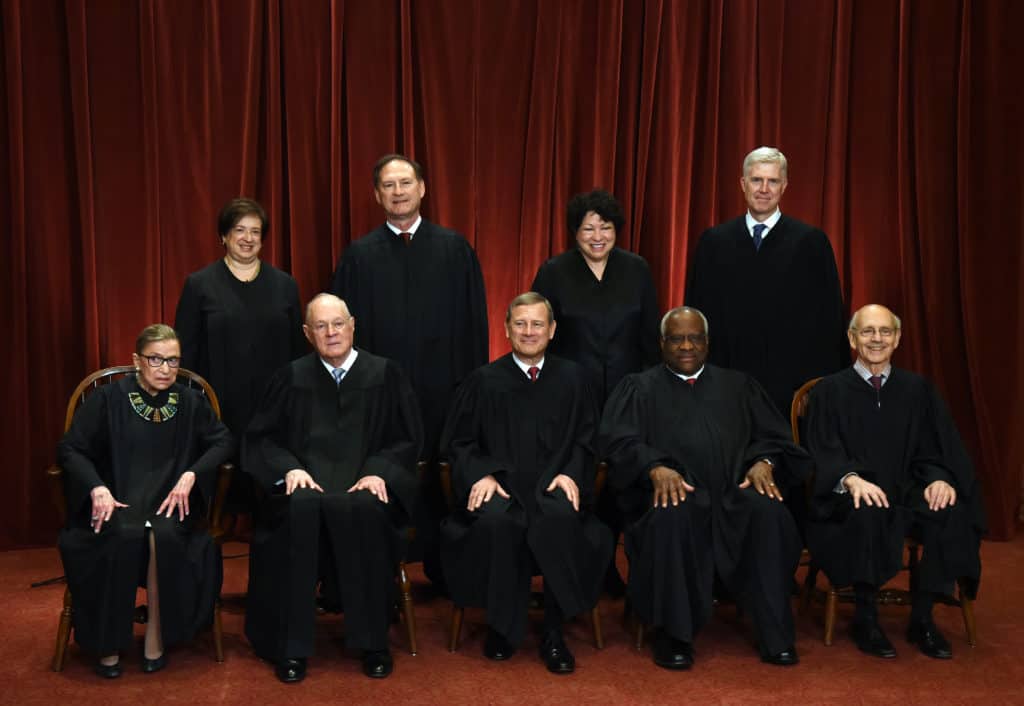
[1,0,1021,547]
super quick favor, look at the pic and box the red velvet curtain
[2,0,1021,548]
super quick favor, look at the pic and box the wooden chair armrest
[594,461,608,498]
[209,462,234,531]
[438,461,454,511]
[46,464,67,526]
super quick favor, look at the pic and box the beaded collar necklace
[128,389,179,423]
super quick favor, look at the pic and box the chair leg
[52,587,73,672]
[213,597,225,663]
[448,606,464,653]
[958,579,977,647]
[801,565,819,614]
[634,622,644,650]
[590,605,604,649]
[823,585,838,646]
[397,562,417,655]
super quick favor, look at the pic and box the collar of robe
[128,389,179,423]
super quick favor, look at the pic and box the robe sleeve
[805,379,871,498]
[285,277,308,361]
[183,389,235,508]
[808,231,849,375]
[638,263,661,368]
[440,372,511,502]
[598,374,677,492]
[241,367,307,492]
[56,389,113,519]
[465,246,490,372]
[739,375,813,488]
[925,383,986,533]
[360,361,423,514]
[174,273,204,372]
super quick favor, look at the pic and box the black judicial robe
[531,247,660,407]
[329,220,488,455]
[241,350,423,657]
[599,365,812,650]
[685,215,848,416]
[175,259,306,437]
[57,377,233,655]
[805,368,984,596]
[440,354,613,646]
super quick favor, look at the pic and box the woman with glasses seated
[174,198,306,511]
[57,324,233,678]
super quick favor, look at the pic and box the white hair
[743,146,788,178]
[660,306,709,336]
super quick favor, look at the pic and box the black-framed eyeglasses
[663,333,708,347]
[141,355,181,368]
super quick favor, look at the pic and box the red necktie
[528,366,539,382]
[400,232,412,245]
[686,378,696,386]
[869,375,883,390]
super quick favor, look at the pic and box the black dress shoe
[141,652,167,673]
[761,646,799,666]
[483,628,516,661]
[907,620,953,659]
[94,660,122,679]
[275,657,307,683]
[362,649,394,678]
[538,631,575,674]
[850,621,897,658]
[652,633,694,671]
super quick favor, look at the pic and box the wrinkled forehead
[309,299,349,323]
[509,303,549,322]
[140,338,181,356]
[379,161,418,182]
[664,312,703,336]
[745,161,785,180]
[854,307,897,330]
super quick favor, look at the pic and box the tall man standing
[330,154,489,587]
[805,304,984,660]
[685,146,847,418]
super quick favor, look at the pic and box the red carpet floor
[3,536,1023,705]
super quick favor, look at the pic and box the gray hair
[135,323,178,355]
[848,304,902,332]
[743,146,788,179]
[660,306,709,336]
[505,291,554,323]
[304,292,350,323]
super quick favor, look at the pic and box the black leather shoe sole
[362,650,394,678]
[484,630,516,661]
[907,623,953,659]
[850,622,897,659]
[761,647,799,666]
[539,640,575,674]
[94,661,122,679]
[652,638,694,671]
[275,658,307,683]
[141,653,167,673]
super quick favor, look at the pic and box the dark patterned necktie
[528,366,539,382]
[752,223,767,251]
[869,375,883,390]
[400,232,412,245]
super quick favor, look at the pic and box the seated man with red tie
[599,306,812,669]
[440,292,613,674]
[804,304,984,660]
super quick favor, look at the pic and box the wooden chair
[792,377,978,647]
[439,461,605,652]
[47,366,234,671]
